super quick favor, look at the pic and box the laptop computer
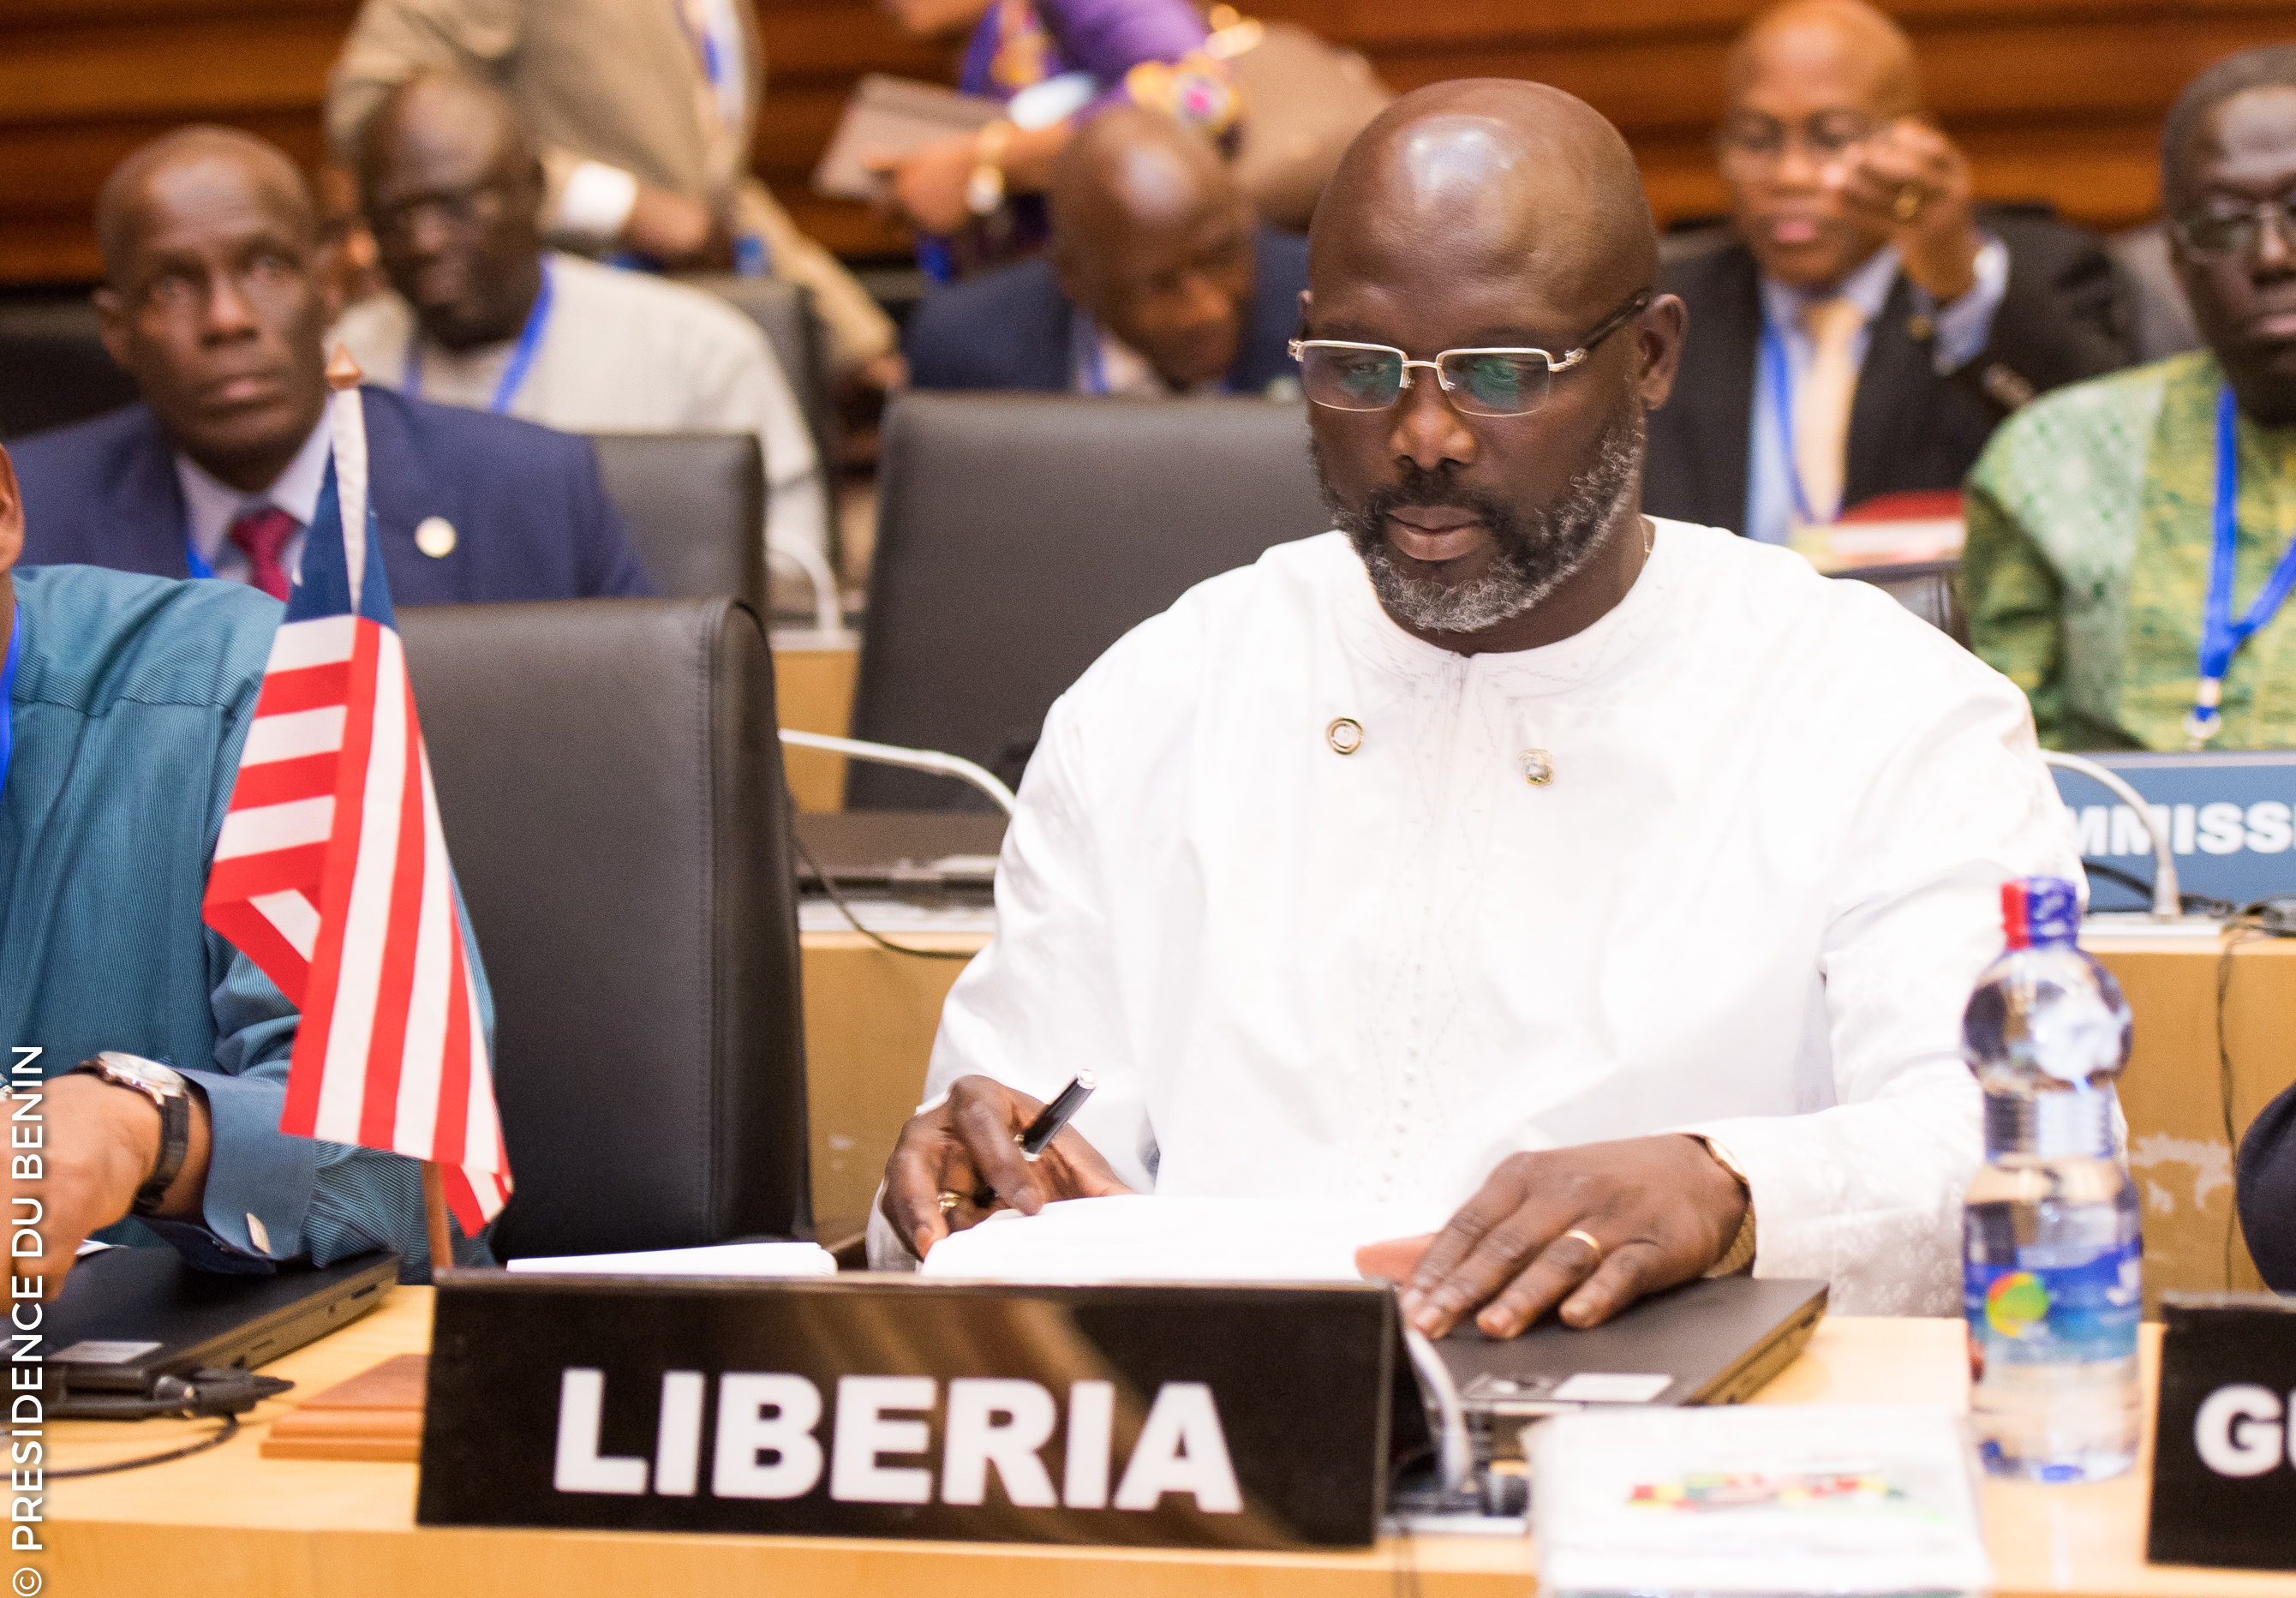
[45,1246,399,1395]
[792,811,1005,901]
[1432,1276,1830,1454]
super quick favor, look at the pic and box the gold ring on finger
[1560,1227,1605,1269]
[936,1189,963,1214]
[1892,183,1925,223]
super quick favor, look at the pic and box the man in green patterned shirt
[1965,45,2296,750]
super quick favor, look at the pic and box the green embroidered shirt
[1964,350,2296,750]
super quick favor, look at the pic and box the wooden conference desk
[44,1296,2296,1598]
[798,927,2296,1300]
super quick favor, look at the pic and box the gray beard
[1317,402,1647,636]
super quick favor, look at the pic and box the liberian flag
[201,384,511,1236]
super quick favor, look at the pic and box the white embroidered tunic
[918,521,2078,1313]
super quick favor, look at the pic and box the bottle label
[1965,1236,2141,1366]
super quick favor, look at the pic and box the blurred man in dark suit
[1641,0,2132,542]
[13,127,650,606]
[2239,1077,2296,1290]
[906,108,1307,398]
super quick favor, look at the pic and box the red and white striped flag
[202,379,511,1237]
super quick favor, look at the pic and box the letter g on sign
[2194,1384,2286,1476]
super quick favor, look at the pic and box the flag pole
[422,1161,457,1278]
[326,343,457,1276]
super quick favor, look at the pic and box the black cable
[2078,857,2237,919]
[50,1415,242,1478]
[2215,918,2265,1285]
[789,826,979,961]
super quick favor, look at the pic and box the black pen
[971,1072,1097,1206]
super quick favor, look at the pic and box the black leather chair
[1847,559,1970,647]
[851,392,1327,809]
[398,596,809,1258]
[0,296,137,440]
[589,431,766,611]
[680,274,838,490]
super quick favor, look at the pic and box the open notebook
[916,1195,1449,1283]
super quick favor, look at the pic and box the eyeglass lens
[2179,195,2296,259]
[1296,348,1558,417]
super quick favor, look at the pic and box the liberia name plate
[416,1272,1396,1549]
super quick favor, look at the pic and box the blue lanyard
[2187,384,2296,745]
[1758,316,1822,527]
[1074,311,1110,396]
[0,602,20,804]
[401,263,553,414]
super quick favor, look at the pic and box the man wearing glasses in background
[871,80,2075,1334]
[1965,47,2296,751]
[1641,0,2130,543]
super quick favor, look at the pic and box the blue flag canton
[290,457,398,629]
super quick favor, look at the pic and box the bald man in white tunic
[876,80,2076,1334]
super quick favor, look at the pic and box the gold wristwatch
[1692,1134,1758,1277]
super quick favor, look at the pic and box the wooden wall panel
[5,0,2296,283]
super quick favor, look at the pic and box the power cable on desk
[50,1368,293,1477]
[2079,859,2235,919]
[2214,912,2278,1286]
[790,828,978,961]
[50,1416,243,1478]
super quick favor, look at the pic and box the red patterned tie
[227,506,298,601]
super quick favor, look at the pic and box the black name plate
[416,1272,1396,1548]
[2149,1292,2296,1570]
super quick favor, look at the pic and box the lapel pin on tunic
[415,516,457,558]
[1520,748,1554,786]
[1326,717,1364,755]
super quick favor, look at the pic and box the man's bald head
[1052,105,1235,234]
[98,125,316,284]
[358,70,548,352]
[1312,80,1657,314]
[357,71,535,196]
[1300,80,1683,655]
[1049,108,1258,390]
[1727,0,1921,117]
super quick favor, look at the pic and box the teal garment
[0,564,493,1280]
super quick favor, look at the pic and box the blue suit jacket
[12,387,652,604]
[906,224,1309,395]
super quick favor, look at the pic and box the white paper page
[917,1195,1447,1284]
[1534,1403,1994,1596]
[506,1242,837,1278]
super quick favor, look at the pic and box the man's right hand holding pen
[881,1073,1131,1261]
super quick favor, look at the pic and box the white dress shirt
[332,251,827,554]
[901,521,2077,1313]
[175,413,332,588]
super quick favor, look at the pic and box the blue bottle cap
[2021,876,2081,946]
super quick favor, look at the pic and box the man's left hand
[1826,117,1984,303]
[1394,1134,1749,1339]
[869,135,980,237]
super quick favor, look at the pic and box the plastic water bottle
[1961,876,2142,1482]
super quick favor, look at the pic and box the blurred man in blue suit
[14,126,650,605]
[906,107,1306,398]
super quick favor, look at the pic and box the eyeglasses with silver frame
[1289,288,1655,417]
[2173,192,2296,261]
